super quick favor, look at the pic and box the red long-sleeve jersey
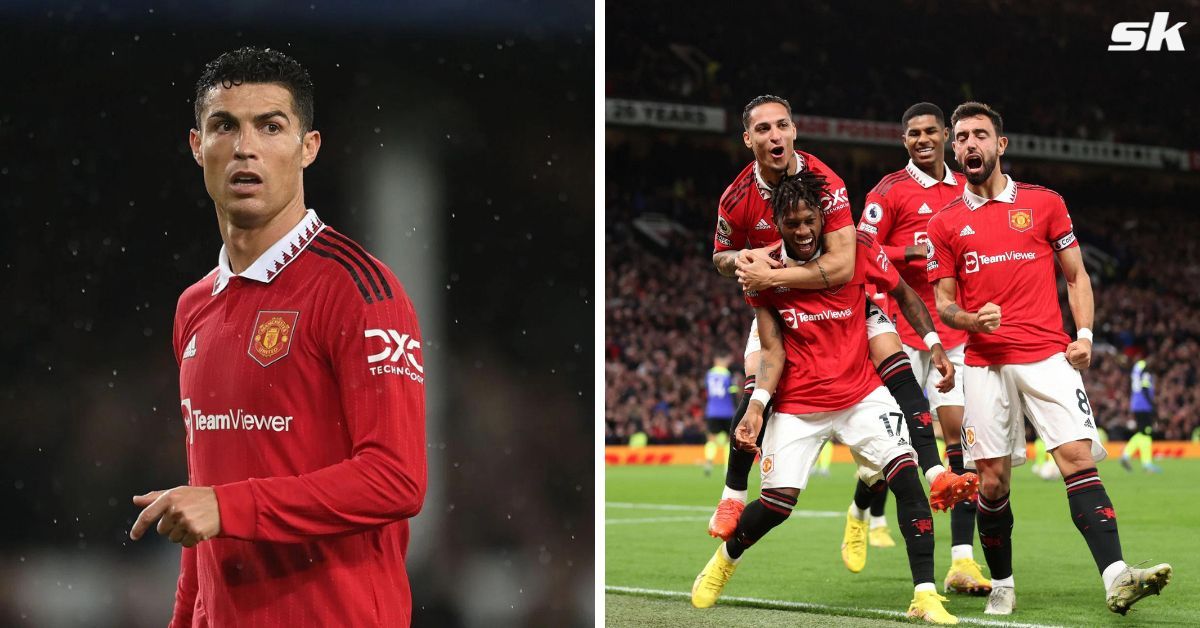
[170,210,426,627]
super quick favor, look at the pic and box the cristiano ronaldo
[130,47,427,627]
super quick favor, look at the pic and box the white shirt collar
[905,159,958,189]
[212,209,326,295]
[962,175,1017,211]
[753,151,807,200]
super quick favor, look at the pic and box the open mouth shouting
[963,152,986,177]
[791,233,817,260]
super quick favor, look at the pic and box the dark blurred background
[0,1,593,626]
[605,0,1200,448]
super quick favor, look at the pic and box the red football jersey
[714,150,852,253]
[926,176,1078,367]
[859,161,968,350]
[170,210,426,627]
[746,233,900,414]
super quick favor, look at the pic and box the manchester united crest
[1009,208,1033,232]
[964,426,976,447]
[761,455,773,475]
[248,310,300,367]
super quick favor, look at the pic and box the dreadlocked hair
[770,169,830,223]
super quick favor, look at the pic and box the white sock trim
[1102,560,1128,591]
[915,582,936,592]
[849,503,868,521]
[991,575,1014,588]
[721,487,749,502]
[870,515,887,529]
[951,545,974,561]
[925,464,946,484]
[720,542,741,564]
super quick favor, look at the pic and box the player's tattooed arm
[934,277,1001,333]
[816,224,855,285]
[888,277,937,338]
[713,250,741,277]
[750,224,856,290]
[737,306,785,453]
[752,306,786,399]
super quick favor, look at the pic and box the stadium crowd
[607,0,1200,148]
[605,141,1200,445]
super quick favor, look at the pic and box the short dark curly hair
[771,168,830,224]
[194,47,315,132]
[901,102,945,128]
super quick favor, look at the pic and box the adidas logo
[183,333,198,359]
[959,225,975,237]
[754,218,773,230]
[1084,418,1093,429]
[917,203,933,215]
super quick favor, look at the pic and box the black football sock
[852,478,874,511]
[945,444,977,548]
[870,481,889,517]
[724,376,756,492]
[877,352,939,475]
[976,492,1014,580]
[725,488,796,559]
[884,454,935,585]
[1064,468,1124,573]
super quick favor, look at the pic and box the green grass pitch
[605,458,1198,627]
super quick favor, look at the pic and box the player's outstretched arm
[735,306,785,454]
[1057,246,1094,369]
[737,224,856,291]
[890,277,955,391]
[889,276,938,340]
[934,277,1000,333]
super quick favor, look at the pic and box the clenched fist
[975,302,1001,333]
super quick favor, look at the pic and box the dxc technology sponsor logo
[365,329,425,383]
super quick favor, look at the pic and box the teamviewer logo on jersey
[365,329,425,383]
[964,251,980,274]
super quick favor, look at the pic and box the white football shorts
[760,386,917,490]
[962,352,1106,468]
